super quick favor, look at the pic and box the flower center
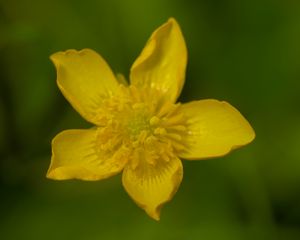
[94,85,188,168]
[126,104,151,138]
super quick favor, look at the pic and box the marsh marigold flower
[47,18,255,220]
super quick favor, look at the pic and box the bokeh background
[1,0,300,239]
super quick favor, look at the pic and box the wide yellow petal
[130,18,187,103]
[50,49,119,125]
[179,100,255,160]
[47,129,127,180]
[122,155,183,220]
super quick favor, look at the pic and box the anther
[154,127,167,135]
[167,133,182,141]
[169,125,187,131]
[132,103,145,110]
[137,130,148,143]
[149,116,160,126]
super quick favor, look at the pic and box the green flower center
[126,106,151,138]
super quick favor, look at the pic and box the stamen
[146,154,156,165]
[137,130,148,143]
[166,133,182,141]
[132,103,145,110]
[149,116,160,126]
[164,113,185,125]
[154,127,167,135]
[171,141,186,152]
[167,125,187,131]
[130,148,141,170]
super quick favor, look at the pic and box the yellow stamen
[149,116,160,126]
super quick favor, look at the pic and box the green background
[1,0,300,239]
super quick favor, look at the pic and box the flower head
[47,18,255,220]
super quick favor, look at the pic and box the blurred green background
[1,0,300,239]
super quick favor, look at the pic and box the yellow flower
[47,18,255,220]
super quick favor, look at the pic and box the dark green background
[1,0,300,239]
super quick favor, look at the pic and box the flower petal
[47,129,127,180]
[179,100,255,160]
[122,155,183,220]
[50,49,119,125]
[130,18,187,103]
